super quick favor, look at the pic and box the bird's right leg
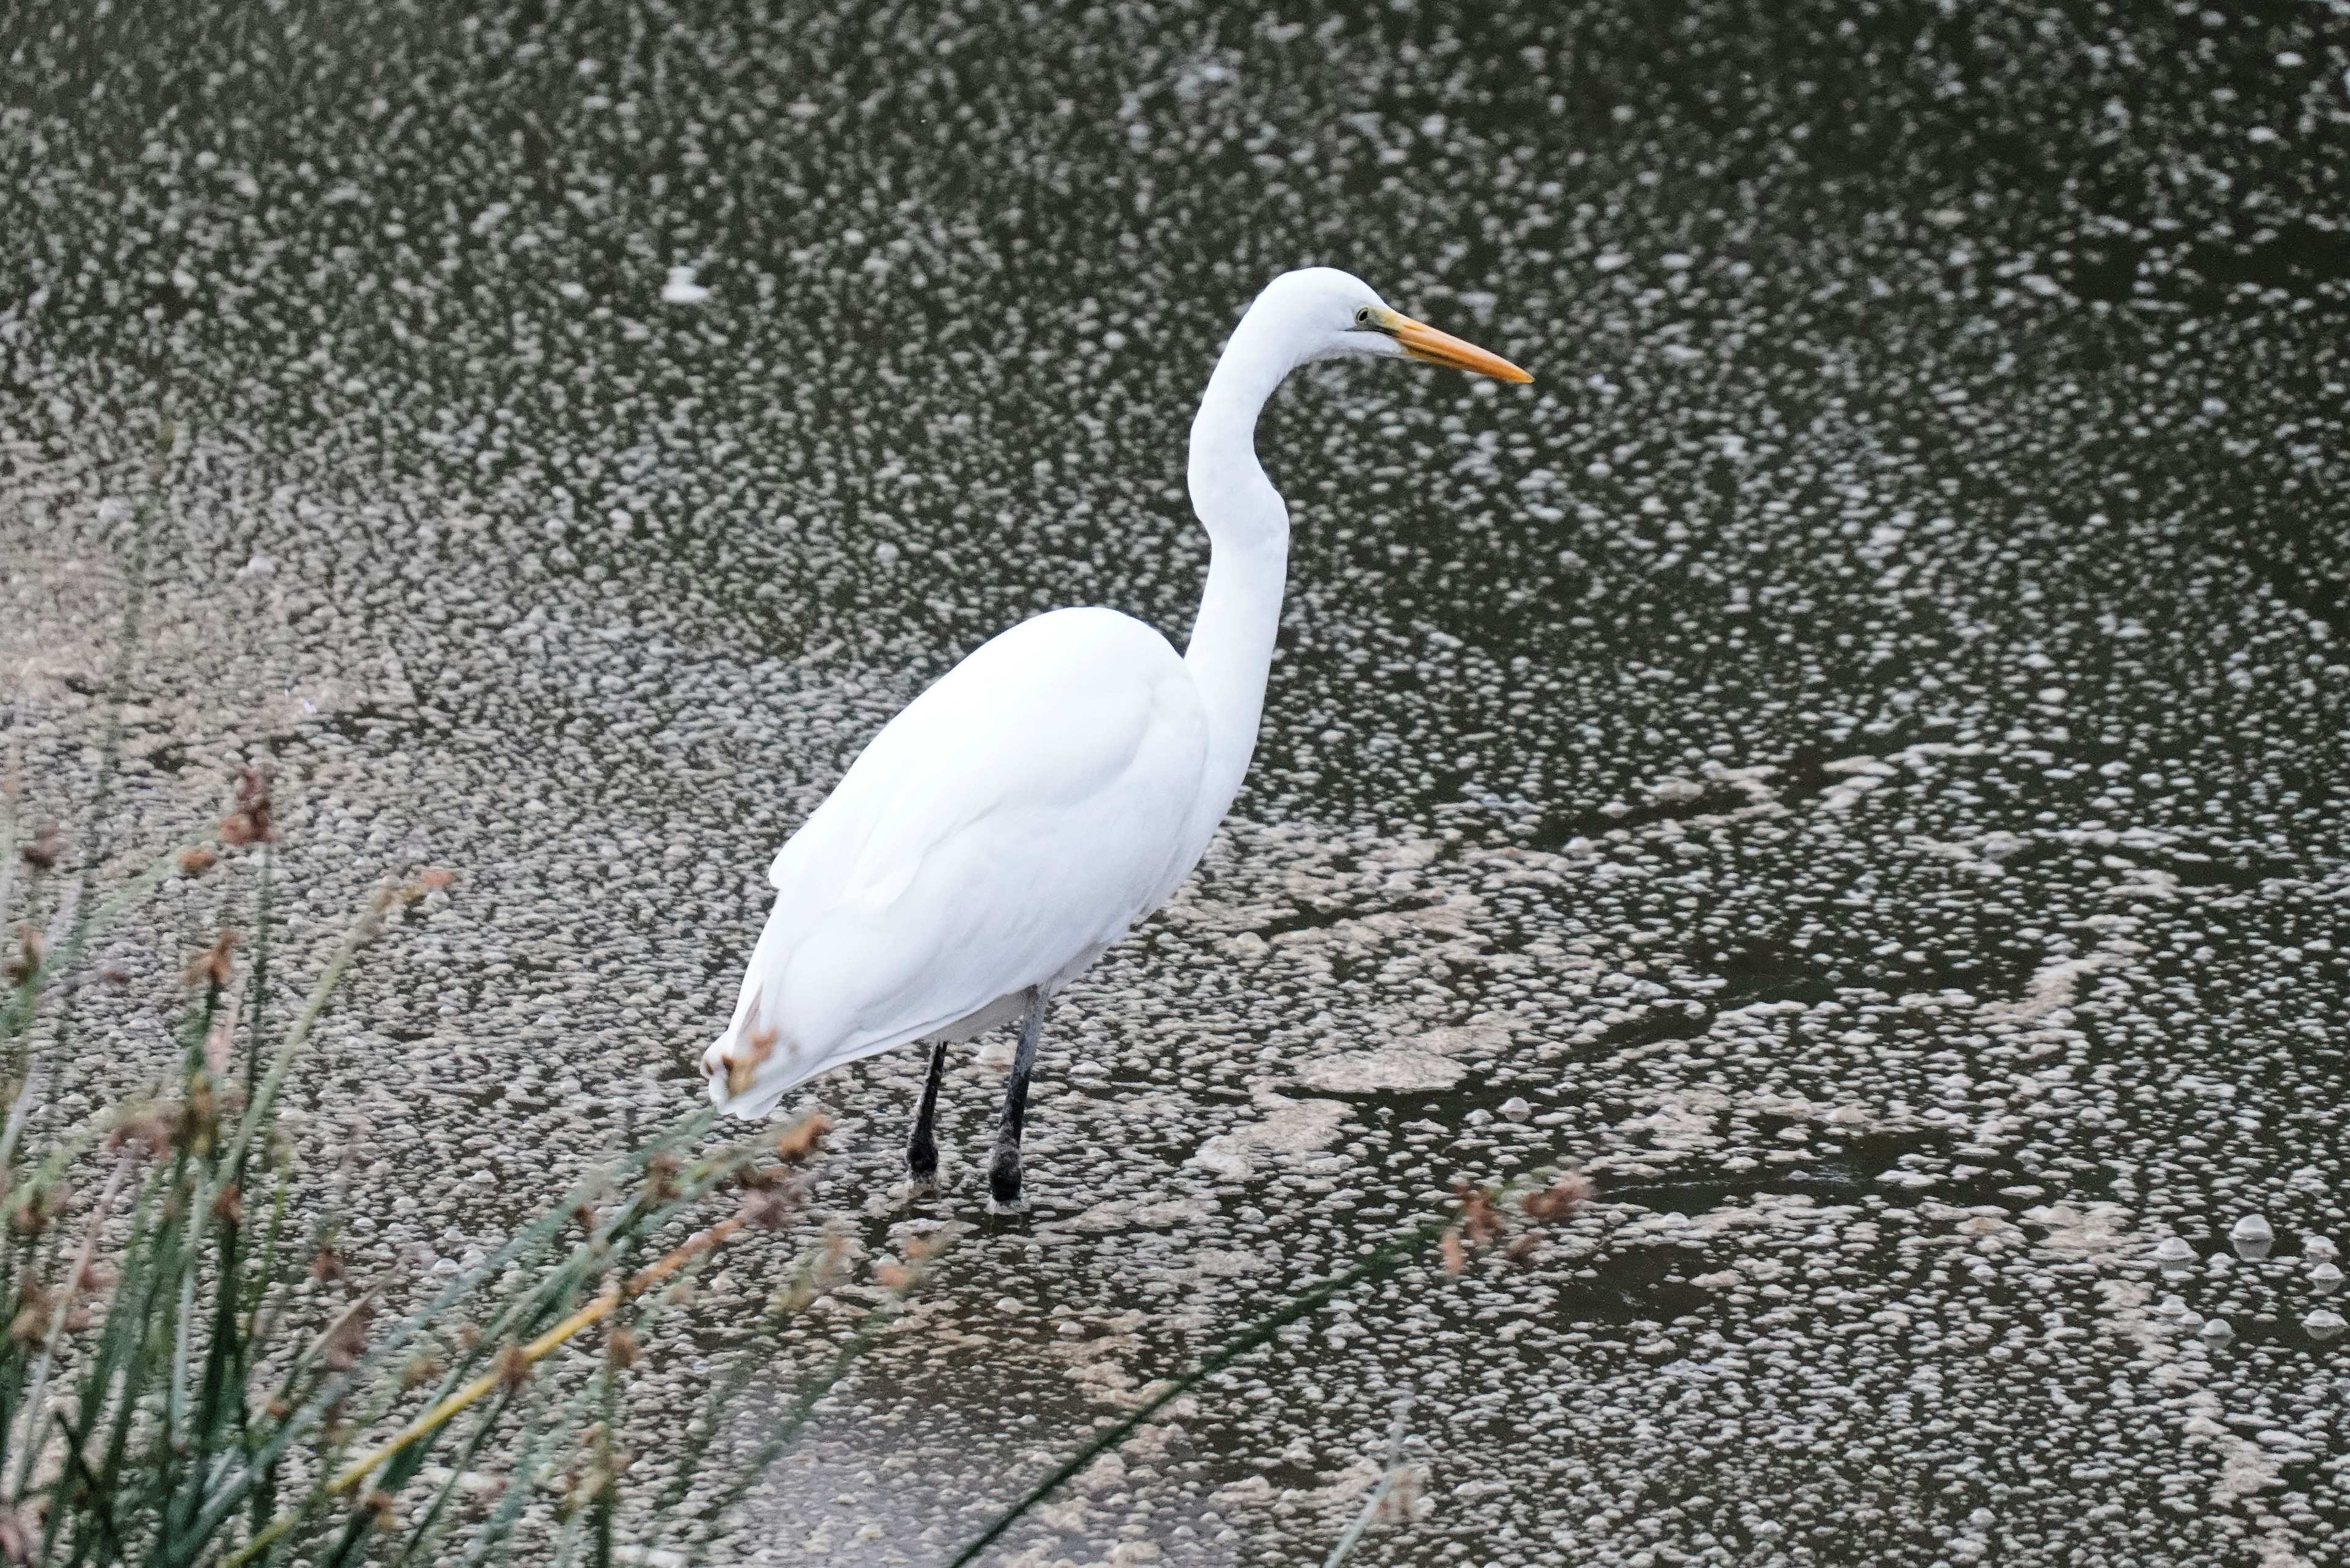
[988,988,1049,1212]
[906,1036,950,1190]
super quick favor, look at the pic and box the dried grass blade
[1321,1393,1416,1568]
[944,1214,1457,1568]
[334,1210,753,1495]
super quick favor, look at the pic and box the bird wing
[725,607,1207,1093]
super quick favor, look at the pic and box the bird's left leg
[988,987,1049,1212]
[905,1036,950,1190]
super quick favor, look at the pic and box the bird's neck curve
[1182,313,1297,840]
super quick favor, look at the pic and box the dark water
[4,2,2348,1564]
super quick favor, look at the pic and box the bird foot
[987,1151,1024,1213]
[906,1137,939,1193]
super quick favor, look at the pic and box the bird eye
[1354,306,1375,327]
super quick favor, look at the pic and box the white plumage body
[708,607,1209,1116]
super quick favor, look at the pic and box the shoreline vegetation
[0,753,925,1566]
[0,422,1588,1564]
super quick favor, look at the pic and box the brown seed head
[181,930,241,990]
[211,1184,244,1225]
[1439,1227,1467,1276]
[419,867,457,892]
[874,1261,910,1291]
[218,766,276,846]
[3,925,41,986]
[11,1185,61,1236]
[725,1025,778,1099]
[110,1108,176,1154]
[399,1355,446,1392]
[1520,1171,1595,1224]
[606,1325,641,1368]
[177,846,217,879]
[772,1111,830,1163]
[20,823,64,873]
[9,1283,57,1343]
[494,1341,532,1392]
[1454,1181,1503,1249]
[309,1244,345,1283]
[645,1152,682,1206]
[364,1490,397,1531]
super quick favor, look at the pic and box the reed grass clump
[0,767,925,1567]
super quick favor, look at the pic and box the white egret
[701,267,1531,1208]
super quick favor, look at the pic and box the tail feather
[701,988,789,1116]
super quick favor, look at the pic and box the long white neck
[1182,312,1297,840]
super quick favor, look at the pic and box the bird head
[1245,266,1532,384]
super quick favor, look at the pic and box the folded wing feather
[716,608,1209,1107]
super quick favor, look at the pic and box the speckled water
[4,3,2348,1565]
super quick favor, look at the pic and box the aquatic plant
[0,439,926,1564]
[0,772,931,1566]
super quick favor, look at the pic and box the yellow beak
[1380,308,1532,383]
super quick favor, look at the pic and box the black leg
[906,1036,950,1189]
[988,988,1048,1211]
